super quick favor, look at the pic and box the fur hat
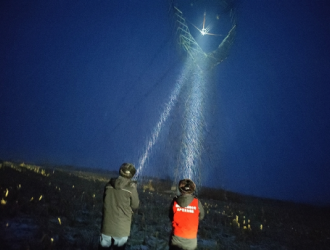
[119,163,136,179]
[178,179,196,194]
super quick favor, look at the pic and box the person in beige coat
[99,163,139,250]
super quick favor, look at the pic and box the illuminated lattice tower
[172,4,237,72]
[174,7,208,72]
[135,2,238,191]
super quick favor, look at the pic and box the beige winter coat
[101,176,139,237]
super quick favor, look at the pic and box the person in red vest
[169,179,205,250]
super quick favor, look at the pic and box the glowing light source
[190,12,219,37]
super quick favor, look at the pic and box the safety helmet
[119,163,136,179]
[178,179,196,194]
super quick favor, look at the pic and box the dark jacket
[169,194,205,250]
[101,176,139,237]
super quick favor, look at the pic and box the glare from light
[179,70,206,182]
[134,62,192,180]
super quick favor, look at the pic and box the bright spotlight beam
[134,62,193,180]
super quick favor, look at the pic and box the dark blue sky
[1,0,330,205]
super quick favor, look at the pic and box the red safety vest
[172,198,199,239]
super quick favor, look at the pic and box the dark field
[0,161,329,249]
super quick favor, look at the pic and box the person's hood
[176,194,195,208]
[109,176,131,189]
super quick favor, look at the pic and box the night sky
[1,0,330,205]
